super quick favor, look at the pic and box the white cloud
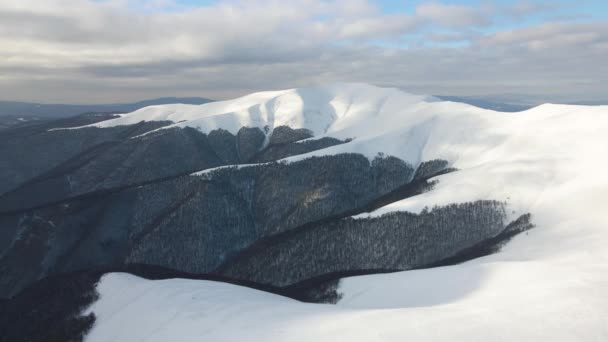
[0,0,605,103]
[415,2,491,28]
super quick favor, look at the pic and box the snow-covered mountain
[1,83,607,341]
[86,83,608,230]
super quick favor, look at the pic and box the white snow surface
[84,83,608,341]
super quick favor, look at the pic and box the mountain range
[1,83,606,342]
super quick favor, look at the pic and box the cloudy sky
[0,0,607,103]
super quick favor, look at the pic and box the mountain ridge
[0,97,213,119]
[1,83,607,342]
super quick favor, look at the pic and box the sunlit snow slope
[85,83,608,341]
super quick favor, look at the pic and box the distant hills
[435,96,533,112]
[436,95,608,112]
[2,94,604,120]
[0,97,213,118]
